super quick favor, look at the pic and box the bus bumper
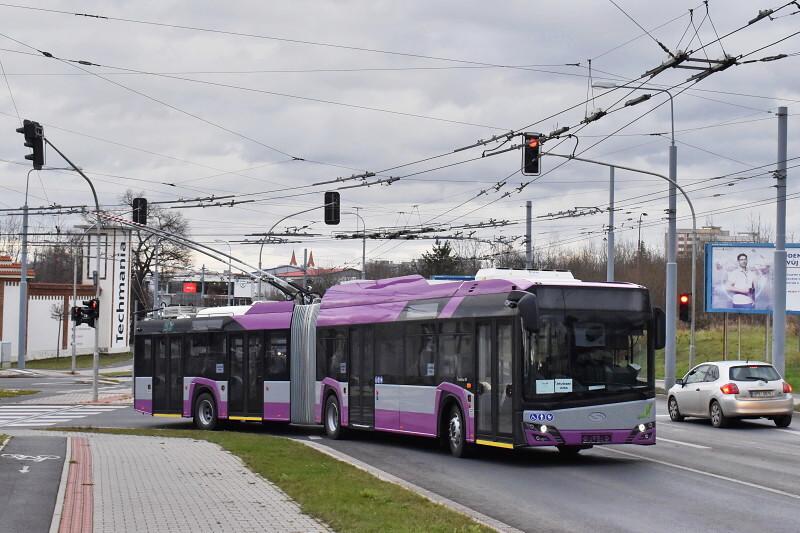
[522,423,656,446]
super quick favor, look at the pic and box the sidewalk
[30,431,331,533]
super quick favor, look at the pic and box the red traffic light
[527,137,539,149]
[679,294,690,304]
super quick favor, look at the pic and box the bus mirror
[653,307,666,350]
[518,293,540,332]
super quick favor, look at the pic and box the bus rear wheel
[194,392,218,431]
[324,394,343,439]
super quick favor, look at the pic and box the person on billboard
[726,253,756,309]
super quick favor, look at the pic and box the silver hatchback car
[667,361,794,428]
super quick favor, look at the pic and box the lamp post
[593,82,689,386]
[343,209,366,279]
[257,204,329,299]
[637,212,649,265]
[546,152,697,388]
[215,239,233,305]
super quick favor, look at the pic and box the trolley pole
[772,107,788,376]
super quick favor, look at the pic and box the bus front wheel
[194,392,218,431]
[447,405,469,458]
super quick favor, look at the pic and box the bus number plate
[581,434,612,444]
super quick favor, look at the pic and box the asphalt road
[0,435,66,533]
[2,391,798,533]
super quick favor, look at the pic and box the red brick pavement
[58,437,93,533]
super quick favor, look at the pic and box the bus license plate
[581,434,612,444]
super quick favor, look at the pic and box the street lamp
[342,209,366,280]
[593,81,692,387]
[215,239,233,306]
[637,213,649,254]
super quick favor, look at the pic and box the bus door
[153,335,169,412]
[245,333,265,418]
[228,334,246,414]
[168,336,183,412]
[475,320,514,443]
[348,326,374,428]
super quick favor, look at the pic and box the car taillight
[720,383,740,395]
[784,382,793,394]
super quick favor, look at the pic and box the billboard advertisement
[705,243,800,314]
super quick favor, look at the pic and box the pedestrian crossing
[0,404,127,428]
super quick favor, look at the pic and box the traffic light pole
[546,152,696,389]
[44,138,102,402]
[16,169,34,370]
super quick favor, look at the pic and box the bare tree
[50,303,65,358]
[121,191,193,317]
[0,215,22,260]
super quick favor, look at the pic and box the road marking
[1,453,61,462]
[308,436,322,440]
[19,465,30,473]
[0,404,126,427]
[657,437,711,449]
[656,414,671,418]
[600,447,800,500]
[776,429,800,437]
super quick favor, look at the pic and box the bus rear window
[729,365,780,382]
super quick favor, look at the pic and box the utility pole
[152,240,159,317]
[607,167,615,282]
[526,201,533,270]
[665,134,679,389]
[16,171,32,370]
[354,207,366,280]
[772,106,788,376]
[71,247,78,374]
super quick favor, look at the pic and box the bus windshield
[523,287,652,399]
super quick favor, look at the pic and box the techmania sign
[113,239,130,347]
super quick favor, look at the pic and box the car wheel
[446,405,470,458]
[324,394,343,439]
[668,396,685,422]
[194,392,218,431]
[774,414,792,428]
[709,400,729,428]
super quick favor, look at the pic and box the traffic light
[521,133,542,176]
[70,305,82,324]
[15,119,45,170]
[324,191,340,225]
[679,293,690,323]
[81,298,100,328]
[132,197,148,225]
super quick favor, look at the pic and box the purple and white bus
[134,269,664,456]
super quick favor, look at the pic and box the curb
[296,438,523,533]
[49,436,72,533]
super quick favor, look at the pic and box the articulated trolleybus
[134,269,665,457]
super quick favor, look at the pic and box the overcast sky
[1,0,798,274]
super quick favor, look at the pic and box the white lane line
[657,437,711,449]
[600,447,800,500]
[656,414,671,418]
[776,429,800,437]
[308,436,322,440]
[6,422,57,427]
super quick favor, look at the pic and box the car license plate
[581,434,612,444]
[750,390,773,398]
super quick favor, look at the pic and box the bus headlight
[638,424,646,432]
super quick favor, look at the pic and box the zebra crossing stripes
[0,404,127,427]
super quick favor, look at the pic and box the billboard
[182,282,197,293]
[705,243,800,314]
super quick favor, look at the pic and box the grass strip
[13,353,131,371]
[100,371,131,378]
[0,389,39,398]
[55,427,491,533]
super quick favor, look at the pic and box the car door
[679,365,708,416]
[696,364,719,416]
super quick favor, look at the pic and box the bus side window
[134,337,152,377]
[208,333,227,378]
[184,333,208,377]
[438,320,473,386]
[317,328,347,381]
[266,333,289,380]
[375,324,403,384]
[405,322,436,385]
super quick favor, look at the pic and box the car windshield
[523,287,652,399]
[729,365,780,382]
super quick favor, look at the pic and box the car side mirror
[675,378,684,386]
[652,307,666,350]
